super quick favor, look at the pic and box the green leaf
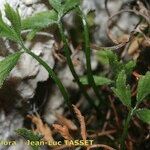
[0,12,18,41]
[16,128,43,150]
[97,50,123,76]
[125,60,136,75]
[137,72,150,102]
[102,50,120,66]
[48,0,62,12]
[112,70,131,107]
[49,0,79,16]
[21,10,58,30]
[136,108,150,124]
[26,28,40,40]
[62,0,80,14]
[96,50,110,64]
[5,3,21,36]
[0,52,22,87]
[97,50,136,78]
[80,75,112,86]
[16,128,42,141]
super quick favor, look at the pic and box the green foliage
[16,128,43,150]
[112,70,131,107]
[21,10,58,30]
[0,52,22,87]
[63,0,80,15]
[48,0,80,16]
[96,50,110,64]
[124,60,136,75]
[80,75,112,86]
[96,50,136,77]
[111,69,150,148]
[0,12,18,41]
[5,3,21,36]
[136,72,150,103]
[48,0,62,12]
[26,28,40,40]
[0,3,22,42]
[136,109,150,124]
[97,50,122,75]
[16,128,42,141]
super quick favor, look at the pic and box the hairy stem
[20,42,71,110]
[58,19,97,109]
[79,9,101,101]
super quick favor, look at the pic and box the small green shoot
[112,70,150,149]
[48,0,80,16]
[0,52,22,87]
[16,128,43,150]
[5,3,21,37]
[21,10,58,30]
[136,72,150,103]
[80,75,112,86]
[96,50,136,77]
[112,70,131,108]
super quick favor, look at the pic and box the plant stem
[120,107,136,150]
[58,19,97,109]
[20,42,71,110]
[79,9,101,101]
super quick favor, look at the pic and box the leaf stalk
[120,106,137,150]
[79,8,102,102]
[58,18,97,109]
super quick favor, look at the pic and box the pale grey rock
[9,38,55,100]
[58,66,77,89]
[19,0,48,18]
[57,50,86,89]
[11,53,39,79]
[82,0,139,44]
[44,87,64,124]
[0,1,55,149]
[8,140,30,150]
[0,111,23,149]
[22,0,40,5]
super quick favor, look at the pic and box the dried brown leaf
[55,113,77,131]
[142,38,150,47]
[88,129,116,138]
[128,37,144,55]
[72,105,87,141]
[53,124,73,140]
[27,114,54,142]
